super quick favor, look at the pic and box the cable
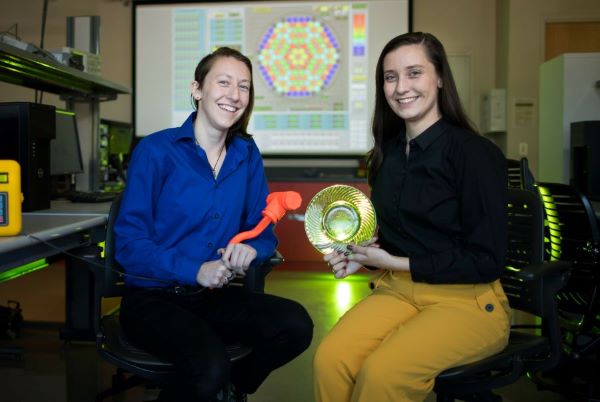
[24,233,180,285]
[40,0,48,49]
[36,0,49,104]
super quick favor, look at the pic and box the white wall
[504,0,600,175]
[415,0,600,175]
[413,0,497,131]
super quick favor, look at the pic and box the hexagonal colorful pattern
[258,16,340,97]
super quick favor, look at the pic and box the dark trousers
[119,286,313,402]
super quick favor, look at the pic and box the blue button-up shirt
[114,113,277,287]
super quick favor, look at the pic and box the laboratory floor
[0,269,574,402]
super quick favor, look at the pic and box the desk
[0,200,111,340]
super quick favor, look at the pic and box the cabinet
[0,42,130,190]
[269,180,370,270]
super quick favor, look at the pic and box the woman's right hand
[324,251,362,279]
[323,237,380,279]
[196,259,233,288]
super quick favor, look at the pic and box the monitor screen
[134,0,411,156]
[51,110,84,176]
[103,119,134,155]
[99,119,134,190]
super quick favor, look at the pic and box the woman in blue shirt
[115,47,313,402]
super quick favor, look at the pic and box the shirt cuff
[177,255,202,286]
[408,254,434,283]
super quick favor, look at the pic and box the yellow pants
[313,271,511,402]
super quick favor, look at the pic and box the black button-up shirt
[371,118,507,284]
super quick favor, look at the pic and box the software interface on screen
[135,0,410,156]
[98,119,134,189]
[109,123,134,155]
[51,110,84,176]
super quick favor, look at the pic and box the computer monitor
[100,119,133,156]
[99,119,133,190]
[51,109,84,176]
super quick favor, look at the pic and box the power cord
[24,233,178,285]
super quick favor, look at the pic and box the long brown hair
[367,32,476,185]
[192,47,254,140]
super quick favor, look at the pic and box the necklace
[195,137,225,179]
[211,144,225,179]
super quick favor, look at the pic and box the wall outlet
[518,142,528,156]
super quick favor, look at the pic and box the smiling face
[382,44,442,137]
[192,56,252,136]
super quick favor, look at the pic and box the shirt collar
[171,111,251,164]
[403,118,448,150]
[172,112,196,143]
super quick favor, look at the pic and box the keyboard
[66,190,119,203]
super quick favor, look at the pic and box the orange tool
[229,191,302,244]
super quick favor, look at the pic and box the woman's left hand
[346,243,393,270]
[218,243,257,276]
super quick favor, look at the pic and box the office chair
[506,157,536,192]
[532,182,600,400]
[434,188,571,402]
[93,193,281,402]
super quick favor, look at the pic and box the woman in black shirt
[313,32,510,402]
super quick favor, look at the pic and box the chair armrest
[505,260,571,318]
[516,260,571,283]
[504,260,571,373]
[269,250,284,266]
[242,250,284,293]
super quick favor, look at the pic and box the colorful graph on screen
[164,2,395,154]
[136,0,411,156]
[257,16,340,97]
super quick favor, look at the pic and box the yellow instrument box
[0,160,22,236]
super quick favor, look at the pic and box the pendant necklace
[195,137,225,179]
[211,144,225,179]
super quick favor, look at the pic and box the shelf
[0,42,130,101]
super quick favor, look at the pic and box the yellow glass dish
[304,184,376,254]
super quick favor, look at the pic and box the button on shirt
[371,118,507,284]
[114,113,277,288]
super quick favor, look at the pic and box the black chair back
[103,192,125,297]
[507,157,536,192]
[503,188,546,315]
[537,182,600,264]
[529,182,600,400]
[503,189,565,374]
[536,182,600,339]
[434,188,571,402]
[93,193,124,338]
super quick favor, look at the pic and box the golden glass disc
[304,185,376,254]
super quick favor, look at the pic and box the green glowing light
[0,259,48,283]
[335,281,352,314]
[538,186,562,261]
